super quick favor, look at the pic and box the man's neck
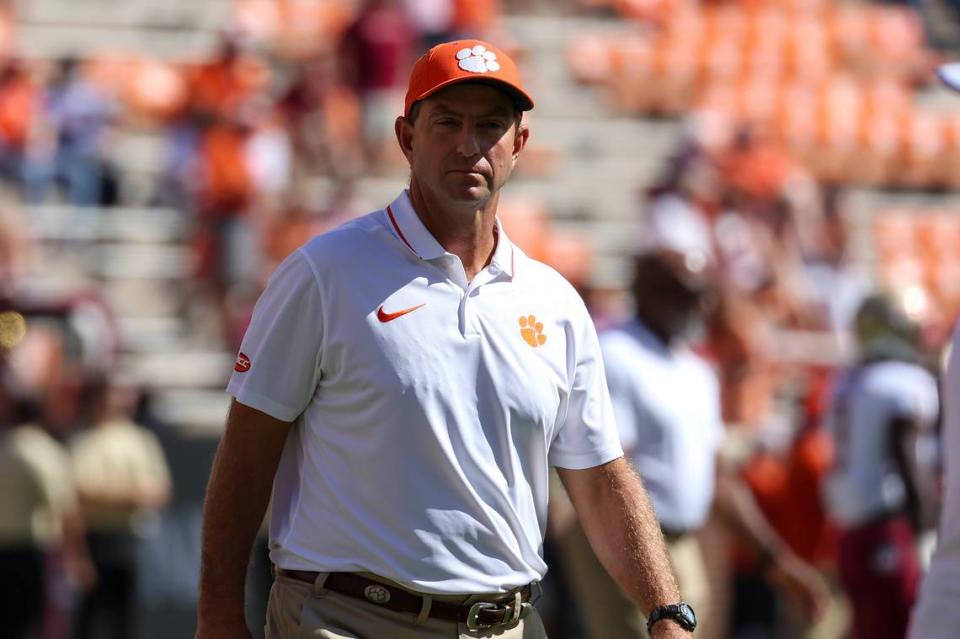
[408,181,499,282]
[635,312,676,349]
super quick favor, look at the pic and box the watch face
[679,602,697,627]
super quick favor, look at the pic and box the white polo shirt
[824,359,939,528]
[909,319,960,639]
[599,320,724,532]
[227,191,622,594]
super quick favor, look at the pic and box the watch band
[647,602,697,633]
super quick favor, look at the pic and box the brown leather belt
[276,570,535,630]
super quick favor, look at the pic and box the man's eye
[480,120,506,129]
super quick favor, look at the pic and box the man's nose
[455,124,481,156]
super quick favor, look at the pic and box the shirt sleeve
[704,365,726,450]
[889,368,940,429]
[549,297,624,469]
[227,249,325,422]
[598,333,638,455]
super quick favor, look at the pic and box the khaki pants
[265,572,548,639]
[558,521,710,639]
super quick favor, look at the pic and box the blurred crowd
[1,0,959,638]
[0,0,515,348]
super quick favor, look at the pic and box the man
[0,322,94,639]
[823,294,940,639]
[70,376,172,639]
[556,241,826,638]
[195,40,695,639]
[907,61,960,639]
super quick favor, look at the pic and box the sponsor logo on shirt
[234,352,252,372]
[377,303,425,323]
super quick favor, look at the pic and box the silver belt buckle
[466,601,496,630]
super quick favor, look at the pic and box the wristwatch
[647,602,697,633]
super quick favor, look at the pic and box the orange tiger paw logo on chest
[519,315,547,347]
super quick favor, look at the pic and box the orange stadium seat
[919,212,960,260]
[785,20,833,83]
[0,9,14,59]
[703,6,748,45]
[780,0,831,16]
[653,36,698,113]
[901,111,945,189]
[662,6,705,44]
[567,35,615,85]
[736,76,779,126]
[275,0,358,57]
[775,81,817,152]
[873,211,918,262]
[933,258,960,314]
[812,76,862,182]
[830,5,870,68]
[614,0,682,24]
[233,0,282,43]
[608,35,657,113]
[867,7,925,70]
[700,38,744,86]
[850,81,908,185]
[942,114,960,189]
[742,8,789,51]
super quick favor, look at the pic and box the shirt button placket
[461,282,484,338]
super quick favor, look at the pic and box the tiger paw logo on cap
[456,45,500,74]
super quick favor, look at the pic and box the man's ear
[395,116,414,162]
[512,123,530,161]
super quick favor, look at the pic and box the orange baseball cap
[404,40,535,117]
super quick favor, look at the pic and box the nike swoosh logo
[377,303,425,322]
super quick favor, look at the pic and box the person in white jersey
[907,317,958,639]
[823,294,940,639]
[908,61,960,639]
[195,40,695,639]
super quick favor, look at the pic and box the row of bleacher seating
[874,208,960,317]
[572,4,926,82]
[567,2,951,187]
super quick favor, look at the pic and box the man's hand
[766,551,829,622]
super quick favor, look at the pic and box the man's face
[632,251,712,342]
[397,83,528,208]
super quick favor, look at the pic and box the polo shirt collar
[630,318,672,355]
[386,190,516,278]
